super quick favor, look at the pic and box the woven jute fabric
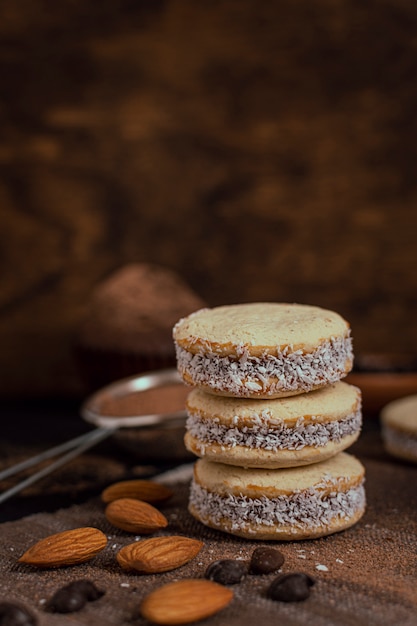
[0,428,416,626]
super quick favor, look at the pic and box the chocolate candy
[205,559,247,585]
[249,547,285,575]
[0,602,37,625]
[268,573,315,602]
[46,580,104,613]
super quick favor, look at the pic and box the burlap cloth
[0,425,416,626]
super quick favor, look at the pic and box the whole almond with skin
[117,536,204,573]
[101,479,173,504]
[140,579,233,625]
[105,498,168,533]
[18,527,107,568]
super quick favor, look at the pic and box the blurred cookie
[173,303,353,398]
[184,381,362,468]
[189,453,366,540]
[380,394,417,464]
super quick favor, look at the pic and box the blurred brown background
[1,0,417,399]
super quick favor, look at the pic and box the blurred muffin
[75,263,205,392]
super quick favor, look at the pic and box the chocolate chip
[0,602,37,626]
[205,559,247,585]
[249,547,285,575]
[46,580,104,613]
[268,573,315,602]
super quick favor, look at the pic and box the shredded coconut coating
[175,335,353,397]
[189,479,365,534]
[186,408,362,451]
[382,425,417,459]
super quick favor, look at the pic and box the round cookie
[189,453,366,540]
[173,303,353,398]
[184,381,362,468]
[380,394,417,464]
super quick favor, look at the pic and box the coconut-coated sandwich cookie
[380,394,417,464]
[173,303,353,398]
[184,381,362,468]
[189,453,366,540]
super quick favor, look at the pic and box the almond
[101,479,173,504]
[140,579,233,625]
[18,527,107,568]
[117,536,203,573]
[105,498,168,533]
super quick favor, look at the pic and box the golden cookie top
[173,302,350,357]
[193,452,364,497]
[381,394,417,433]
[186,381,361,426]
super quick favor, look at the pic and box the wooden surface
[1,1,417,397]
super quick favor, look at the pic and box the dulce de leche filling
[185,408,362,452]
[189,476,365,534]
[175,335,353,397]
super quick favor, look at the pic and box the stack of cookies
[173,303,366,540]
